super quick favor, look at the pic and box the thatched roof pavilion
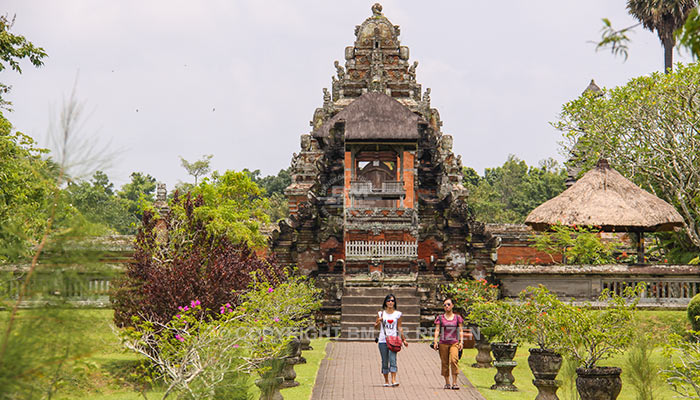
[525,159,684,262]
[526,159,683,232]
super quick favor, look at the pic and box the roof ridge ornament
[372,3,383,16]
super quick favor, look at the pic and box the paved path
[311,341,486,400]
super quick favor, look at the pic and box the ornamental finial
[371,3,383,16]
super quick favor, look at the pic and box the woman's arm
[458,322,464,349]
[374,311,381,329]
[433,323,440,349]
[398,316,408,346]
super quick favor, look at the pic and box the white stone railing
[603,278,700,301]
[345,240,418,260]
[349,181,405,196]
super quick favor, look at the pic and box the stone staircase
[339,286,421,340]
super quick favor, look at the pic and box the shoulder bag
[382,312,403,352]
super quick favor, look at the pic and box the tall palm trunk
[663,36,675,73]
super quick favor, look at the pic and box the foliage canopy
[556,62,700,252]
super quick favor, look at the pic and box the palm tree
[627,0,697,73]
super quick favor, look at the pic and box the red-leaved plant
[112,192,286,327]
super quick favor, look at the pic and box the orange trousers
[438,343,460,377]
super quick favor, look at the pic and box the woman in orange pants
[432,298,463,390]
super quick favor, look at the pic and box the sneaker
[451,384,460,390]
[383,383,390,387]
[392,382,399,387]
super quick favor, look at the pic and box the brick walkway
[311,341,485,399]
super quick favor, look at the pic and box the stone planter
[255,376,284,400]
[528,348,563,400]
[528,348,562,379]
[575,367,622,400]
[491,342,517,362]
[471,329,492,368]
[490,342,518,391]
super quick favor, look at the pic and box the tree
[65,171,138,234]
[180,170,270,249]
[243,168,291,222]
[117,172,156,223]
[628,0,696,72]
[0,112,53,261]
[597,2,698,72]
[180,154,213,185]
[0,14,47,109]
[462,156,567,224]
[555,62,700,251]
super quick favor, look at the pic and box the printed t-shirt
[377,310,402,344]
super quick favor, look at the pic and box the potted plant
[551,283,644,400]
[443,278,499,367]
[469,300,526,391]
[519,286,566,399]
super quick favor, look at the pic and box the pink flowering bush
[120,272,321,399]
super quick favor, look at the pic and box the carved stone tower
[270,4,498,333]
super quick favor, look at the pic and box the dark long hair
[382,294,397,309]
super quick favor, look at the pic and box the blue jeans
[378,342,397,374]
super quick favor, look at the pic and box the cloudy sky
[2,1,693,189]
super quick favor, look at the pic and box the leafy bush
[441,278,499,316]
[688,293,700,331]
[111,193,286,327]
[518,286,566,350]
[120,274,321,399]
[468,300,526,343]
[552,283,644,368]
[662,330,700,399]
[530,223,621,265]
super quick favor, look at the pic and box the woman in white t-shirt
[373,293,408,387]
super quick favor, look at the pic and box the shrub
[688,293,700,331]
[662,330,700,398]
[111,193,286,327]
[441,278,499,316]
[552,283,644,368]
[530,223,621,265]
[468,300,526,343]
[625,329,662,400]
[120,274,321,399]
[518,285,565,350]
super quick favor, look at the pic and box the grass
[1,309,329,400]
[461,310,689,399]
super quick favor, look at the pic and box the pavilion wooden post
[636,232,645,264]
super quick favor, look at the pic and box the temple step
[340,285,422,340]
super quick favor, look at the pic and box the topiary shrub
[688,293,700,331]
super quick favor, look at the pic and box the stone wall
[494,264,700,309]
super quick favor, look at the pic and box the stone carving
[323,88,331,108]
[408,61,418,81]
[423,88,431,107]
[439,134,453,152]
[301,134,312,152]
[371,3,382,16]
[334,60,345,80]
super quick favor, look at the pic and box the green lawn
[461,310,689,399]
[1,309,329,400]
